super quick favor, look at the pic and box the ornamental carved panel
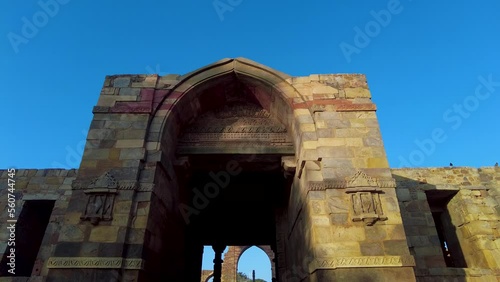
[177,101,293,153]
[348,191,387,226]
[345,171,388,226]
[80,172,118,225]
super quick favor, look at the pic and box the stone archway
[45,57,416,282]
[143,58,305,281]
[221,245,275,282]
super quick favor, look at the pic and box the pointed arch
[221,245,275,281]
[148,57,313,160]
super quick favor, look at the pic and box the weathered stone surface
[119,88,141,96]
[89,226,120,243]
[5,60,500,282]
[113,77,130,87]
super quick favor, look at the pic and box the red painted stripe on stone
[139,88,155,102]
[168,91,183,99]
[292,102,308,109]
[310,99,342,105]
[335,103,377,111]
[154,90,169,103]
[313,94,332,100]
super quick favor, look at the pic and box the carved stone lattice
[80,172,118,225]
[346,171,387,225]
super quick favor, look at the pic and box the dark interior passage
[178,154,291,281]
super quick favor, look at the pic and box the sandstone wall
[392,166,500,281]
[0,169,76,279]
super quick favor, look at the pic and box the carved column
[212,244,226,282]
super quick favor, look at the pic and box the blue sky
[2,0,499,280]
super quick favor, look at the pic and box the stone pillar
[212,244,226,282]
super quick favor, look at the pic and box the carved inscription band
[308,179,396,190]
[310,255,415,271]
[46,257,144,270]
[308,171,397,191]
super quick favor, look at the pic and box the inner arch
[237,246,273,281]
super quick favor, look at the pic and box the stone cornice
[309,255,415,272]
[308,171,396,190]
[46,257,144,270]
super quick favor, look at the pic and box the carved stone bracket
[281,156,296,179]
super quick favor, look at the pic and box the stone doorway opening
[201,245,275,282]
[147,59,304,281]
[180,154,292,281]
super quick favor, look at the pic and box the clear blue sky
[2,0,499,280]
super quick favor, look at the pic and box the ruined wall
[392,167,500,281]
[0,169,76,279]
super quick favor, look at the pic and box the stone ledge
[46,257,144,270]
[309,255,415,272]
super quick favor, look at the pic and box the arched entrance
[146,58,304,281]
[221,245,275,281]
[45,57,415,282]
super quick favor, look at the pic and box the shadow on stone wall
[393,174,468,281]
